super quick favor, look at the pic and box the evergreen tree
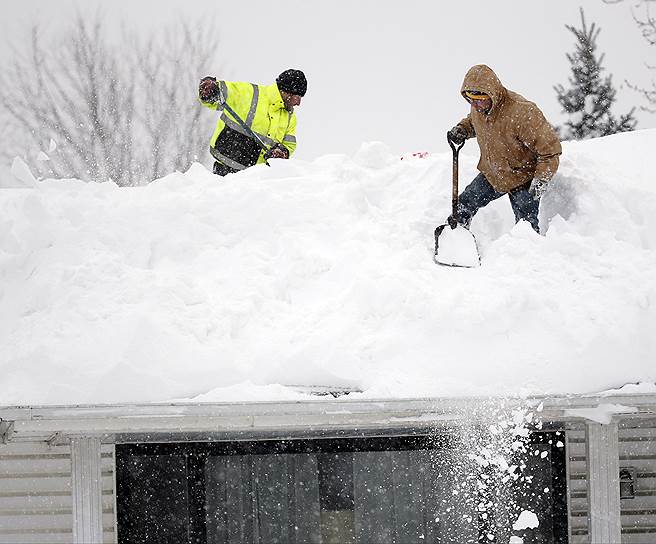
[555,8,637,140]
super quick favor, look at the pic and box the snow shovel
[433,132,480,268]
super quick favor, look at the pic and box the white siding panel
[619,428,656,439]
[568,429,588,542]
[0,512,114,529]
[0,442,116,544]
[0,457,71,476]
[1,475,113,495]
[0,492,114,510]
[568,425,656,544]
[618,536,656,544]
[0,532,74,544]
[618,426,656,543]
[0,476,72,494]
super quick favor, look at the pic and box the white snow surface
[434,224,480,268]
[513,510,539,531]
[563,403,640,424]
[9,157,37,188]
[1,131,656,406]
[513,510,540,531]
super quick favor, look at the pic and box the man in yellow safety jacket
[198,69,307,176]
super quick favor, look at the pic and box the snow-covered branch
[0,13,220,185]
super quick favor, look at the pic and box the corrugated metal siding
[618,426,656,543]
[567,424,656,544]
[567,428,588,543]
[0,442,116,544]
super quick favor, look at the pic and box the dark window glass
[116,433,567,544]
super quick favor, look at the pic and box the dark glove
[199,76,220,103]
[529,178,548,200]
[447,125,468,145]
[264,144,289,160]
[447,211,471,229]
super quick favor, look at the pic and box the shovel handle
[446,132,465,218]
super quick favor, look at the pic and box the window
[116,433,566,543]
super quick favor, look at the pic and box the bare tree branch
[600,0,656,111]
[0,12,220,185]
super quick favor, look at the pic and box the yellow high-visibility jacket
[200,80,297,171]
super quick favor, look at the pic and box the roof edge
[1,393,654,445]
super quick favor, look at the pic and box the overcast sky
[1,0,654,162]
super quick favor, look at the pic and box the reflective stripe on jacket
[200,81,297,170]
[457,65,562,193]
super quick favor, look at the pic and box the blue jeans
[457,173,540,233]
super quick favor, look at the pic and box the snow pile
[513,510,539,531]
[563,403,639,424]
[1,130,655,405]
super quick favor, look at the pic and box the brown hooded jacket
[457,65,562,193]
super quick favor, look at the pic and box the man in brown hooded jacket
[446,65,562,233]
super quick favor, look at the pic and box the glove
[199,76,220,103]
[264,144,289,160]
[529,178,548,200]
[446,210,472,229]
[447,125,468,145]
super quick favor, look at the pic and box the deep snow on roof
[1,130,655,406]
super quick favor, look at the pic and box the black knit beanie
[276,69,307,97]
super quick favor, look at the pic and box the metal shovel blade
[434,224,480,268]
